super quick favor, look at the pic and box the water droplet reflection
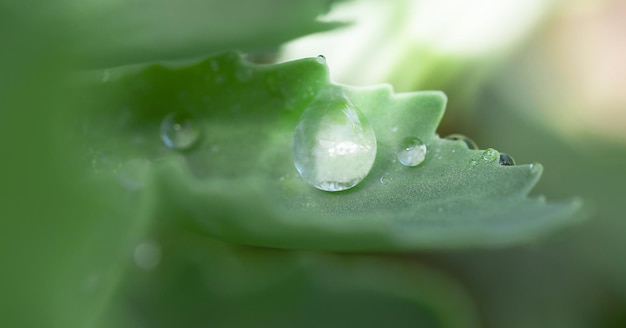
[499,153,516,166]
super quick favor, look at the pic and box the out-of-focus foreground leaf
[79,52,583,251]
[0,4,139,328]
[66,0,344,68]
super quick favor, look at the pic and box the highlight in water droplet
[292,87,377,192]
[445,134,478,150]
[397,137,427,167]
[499,153,516,166]
[160,112,200,150]
[482,148,499,162]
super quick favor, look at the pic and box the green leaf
[100,229,479,328]
[68,0,344,68]
[80,52,582,251]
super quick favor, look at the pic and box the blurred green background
[2,0,626,327]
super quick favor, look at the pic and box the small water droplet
[117,159,151,190]
[92,151,121,173]
[134,241,161,271]
[482,148,499,162]
[380,174,392,185]
[316,55,326,64]
[160,112,200,150]
[499,153,516,166]
[101,70,110,83]
[445,134,478,150]
[84,274,100,293]
[292,87,377,192]
[397,137,427,167]
[235,66,253,82]
[210,60,219,71]
[529,162,541,174]
[264,72,283,98]
[469,159,478,166]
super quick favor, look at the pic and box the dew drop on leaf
[160,112,200,150]
[292,87,377,192]
[445,134,478,150]
[100,69,110,83]
[235,66,253,82]
[482,148,499,162]
[397,137,427,167]
[316,54,326,64]
[264,71,281,96]
[133,241,161,271]
[92,150,121,173]
[117,159,151,190]
[529,162,541,174]
[499,153,516,166]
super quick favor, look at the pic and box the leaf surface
[80,52,583,251]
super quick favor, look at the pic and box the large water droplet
[397,137,427,167]
[499,153,516,166]
[160,112,200,150]
[292,88,377,192]
[482,148,499,162]
[445,134,478,150]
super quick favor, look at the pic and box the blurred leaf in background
[278,0,562,128]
